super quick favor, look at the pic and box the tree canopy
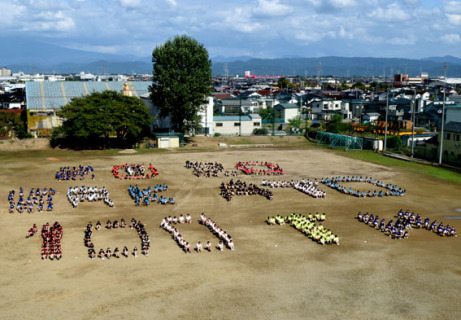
[150,35,212,134]
[55,90,152,149]
[0,111,29,139]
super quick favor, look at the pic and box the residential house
[310,98,342,121]
[363,112,381,123]
[274,103,300,122]
[440,121,461,164]
[213,114,262,136]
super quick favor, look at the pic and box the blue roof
[26,81,151,110]
[214,116,253,121]
[275,103,299,109]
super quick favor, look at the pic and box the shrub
[253,128,268,135]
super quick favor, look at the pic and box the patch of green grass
[334,149,461,183]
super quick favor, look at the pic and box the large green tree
[150,35,212,133]
[56,90,152,148]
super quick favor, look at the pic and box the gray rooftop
[444,121,461,133]
[26,81,151,110]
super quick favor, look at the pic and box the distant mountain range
[1,37,460,77]
[212,56,461,78]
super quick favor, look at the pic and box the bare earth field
[0,146,460,320]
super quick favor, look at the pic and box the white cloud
[0,2,26,25]
[339,26,354,39]
[253,0,293,17]
[441,33,461,43]
[0,0,457,59]
[223,7,264,33]
[120,0,141,8]
[330,0,357,7]
[368,3,410,22]
[445,0,461,13]
[446,14,461,26]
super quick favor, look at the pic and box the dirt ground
[0,138,51,151]
[0,147,460,320]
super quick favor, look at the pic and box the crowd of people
[160,213,234,253]
[185,161,228,177]
[266,213,339,245]
[220,179,273,201]
[37,221,63,260]
[55,165,94,181]
[128,184,174,205]
[236,161,284,175]
[357,211,409,239]
[200,213,235,251]
[357,209,457,239]
[112,163,159,179]
[290,179,326,198]
[160,214,192,226]
[261,178,326,198]
[160,215,194,253]
[85,218,150,259]
[266,212,326,225]
[67,186,114,208]
[8,187,55,213]
[321,176,406,197]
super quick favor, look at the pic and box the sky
[1,0,460,59]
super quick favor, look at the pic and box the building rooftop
[444,121,461,133]
[214,114,261,122]
[26,81,151,110]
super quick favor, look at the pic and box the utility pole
[239,93,242,136]
[438,89,446,164]
[410,89,416,157]
[384,89,389,151]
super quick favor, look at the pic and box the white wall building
[311,99,342,120]
[213,114,262,136]
[140,93,214,135]
[198,96,214,135]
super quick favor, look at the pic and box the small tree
[259,107,277,135]
[352,81,366,91]
[288,116,303,129]
[277,77,294,90]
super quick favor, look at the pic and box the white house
[213,114,262,136]
[363,112,381,123]
[310,99,342,120]
[274,103,300,122]
[140,94,214,135]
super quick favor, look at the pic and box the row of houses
[20,81,262,137]
[14,80,461,137]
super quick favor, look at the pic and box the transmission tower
[223,63,229,85]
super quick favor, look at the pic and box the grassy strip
[334,149,461,183]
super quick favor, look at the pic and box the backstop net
[316,132,363,150]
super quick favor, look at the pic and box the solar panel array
[26,81,151,110]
